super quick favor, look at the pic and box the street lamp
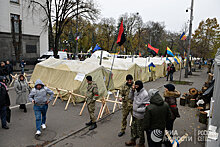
[75,0,79,59]
[185,0,194,78]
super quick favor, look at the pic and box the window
[26,45,37,53]
[10,0,19,4]
[11,14,20,34]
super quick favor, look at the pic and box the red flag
[139,52,141,57]
[117,20,126,46]
[147,44,159,55]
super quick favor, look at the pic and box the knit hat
[135,80,143,92]
[126,74,133,81]
[164,84,175,91]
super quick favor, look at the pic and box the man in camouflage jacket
[118,74,134,137]
[85,75,99,130]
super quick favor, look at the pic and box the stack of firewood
[179,73,214,125]
[180,88,199,108]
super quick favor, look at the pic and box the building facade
[206,49,220,147]
[0,0,48,64]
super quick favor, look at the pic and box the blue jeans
[33,104,48,131]
[170,73,173,81]
[0,106,7,127]
[21,68,24,74]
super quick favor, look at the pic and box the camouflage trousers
[120,100,133,132]
[151,71,156,81]
[131,117,145,144]
[87,100,96,123]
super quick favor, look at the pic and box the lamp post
[75,0,79,58]
[185,0,194,78]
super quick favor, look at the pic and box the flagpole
[185,0,194,78]
[99,50,103,65]
[76,0,79,57]
[107,51,116,90]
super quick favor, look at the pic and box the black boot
[89,122,97,130]
[19,105,23,109]
[2,126,9,129]
[85,120,92,126]
[23,105,27,113]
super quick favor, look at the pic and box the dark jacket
[170,65,176,73]
[0,82,10,107]
[143,90,171,131]
[0,66,7,76]
[164,90,181,120]
[5,64,13,74]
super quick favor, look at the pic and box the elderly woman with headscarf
[14,74,29,112]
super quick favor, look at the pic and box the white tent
[91,50,112,59]
[30,58,114,102]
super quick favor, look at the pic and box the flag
[75,36,80,40]
[147,44,159,56]
[148,62,156,72]
[174,56,180,64]
[184,50,187,57]
[166,47,174,57]
[166,57,172,63]
[87,46,92,53]
[117,20,126,46]
[139,52,141,57]
[180,32,187,40]
[93,44,101,52]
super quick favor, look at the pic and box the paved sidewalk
[0,68,208,147]
[51,68,208,147]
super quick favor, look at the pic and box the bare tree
[98,17,116,51]
[28,0,99,57]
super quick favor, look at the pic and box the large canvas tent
[124,58,151,82]
[85,58,138,89]
[30,58,114,102]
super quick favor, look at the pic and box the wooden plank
[79,101,87,116]
[64,94,72,110]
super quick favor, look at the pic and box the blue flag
[174,56,180,64]
[93,44,101,52]
[148,62,156,72]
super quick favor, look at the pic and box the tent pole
[99,50,103,65]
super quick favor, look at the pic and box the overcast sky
[95,0,220,33]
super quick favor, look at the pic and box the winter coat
[28,79,54,105]
[5,64,13,74]
[20,61,25,68]
[0,82,10,107]
[0,66,7,76]
[164,90,181,120]
[14,79,29,105]
[129,88,150,119]
[143,90,171,131]
[170,65,176,73]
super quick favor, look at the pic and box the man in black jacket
[0,76,10,129]
[0,62,7,77]
[143,89,171,147]
[5,61,13,83]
